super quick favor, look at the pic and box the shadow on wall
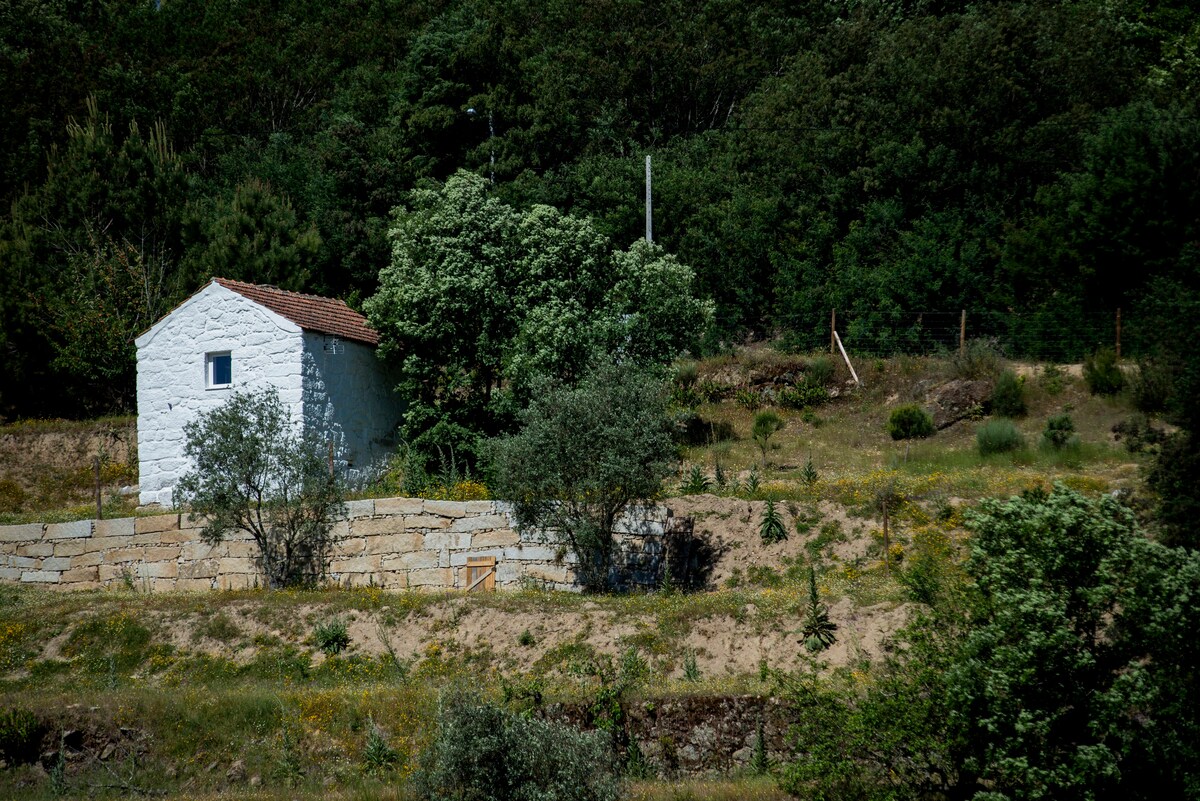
[614,518,728,592]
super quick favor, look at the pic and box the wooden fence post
[1116,307,1122,359]
[959,310,966,356]
[830,309,836,355]
[94,457,102,520]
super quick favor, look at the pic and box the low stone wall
[0,498,681,592]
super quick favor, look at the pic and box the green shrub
[778,381,829,410]
[416,695,618,801]
[1083,347,1124,396]
[977,419,1023,455]
[887,405,935,441]
[805,356,835,386]
[1040,364,1067,395]
[314,618,350,655]
[682,651,701,682]
[517,629,536,647]
[363,719,402,773]
[680,465,711,495]
[990,370,1027,418]
[0,708,43,765]
[1043,414,1077,450]
[1131,359,1172,413]
[734,386,762,410]
[0,479,26,514]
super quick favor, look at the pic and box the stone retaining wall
[0,498,681,592]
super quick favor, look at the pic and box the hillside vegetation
[4,352,1193,800]
[2,0,1199,420]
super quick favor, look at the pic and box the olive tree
[488,361,675,590]
[174,388,345,588]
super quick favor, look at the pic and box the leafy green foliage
[488,361,675,590]
[989,370,1027,418]
[0,708,43,765]
[799,567,836,653]
[680,466,711,495]
[363,721,401,774]
[314,618,350,655]
[759,499,787,545]
[365,171,711,466]
[1043,413,1077,451]
[783,486,1200,800]
[174,389,346,588]
[415,694,618,801]
[779,381,829,410]
[1084,347,1125,396]
[887,405,934,441]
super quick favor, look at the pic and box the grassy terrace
[0,353,1152,799]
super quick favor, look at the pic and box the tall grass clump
[977,420,1024,456]
[805,356,835,386]
[1083,348,1124,396]
[990,371,1027,418]
[887,405,935,441]
[952,338,1003,380]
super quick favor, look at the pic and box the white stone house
[135,278,401,507]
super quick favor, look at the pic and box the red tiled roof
[215,278,380,346]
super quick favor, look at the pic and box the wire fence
[742,308,1134,362]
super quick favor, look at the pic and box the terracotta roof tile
[215,278,380,346]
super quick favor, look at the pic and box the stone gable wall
[0,498,679,592]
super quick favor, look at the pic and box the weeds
[314,618,350,655]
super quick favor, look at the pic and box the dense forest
[2,0,1199,419]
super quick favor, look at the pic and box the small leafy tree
[174,389,345,588]
[752,410,785,467]
[488,361,675,590]
[990,370,1027,418]
[799,567,837,652]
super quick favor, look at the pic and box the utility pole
[645,155,653,242]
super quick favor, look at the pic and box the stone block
[471,529,521,548]
[105,548,144,564]
[41,557,72,571]
[17,543,54,558]
[333,537,366,557]
[218,557,260,574]
[344,499,375,519]
[406,567,453,587]
[495,563,520,585]
[156,528,196,545]
[70,553,102,569]
[176,578,216,591]
[179,559,219,580]
[449,550,503,567]
[21,570,60,583]
[182,542,220,561]
[373,497,424,515]
[449,514,510,533]
[98,565,128,582]
[142,546,181,562]
[150,579,177,593]
[61,566,99,583]
[10,556,38,569]
[464,500,498,514]
[180,513,210,528]
[138,561,178,579]
[424,531,471,551]
[351,516,404,537]
[504,545,560,562]
[0,524,43,543]
[0,567,21,581]
[329,555,381,574]
[135,514,179,534]
[88,536,131,554]
[45,520,92,540]
[52,540,92,557]
[93,518,135,538]
[57,581,102,591]
[220,574,257,591]
[365,532,424,555]
[223,541,259,559]
[423,500,467,518]
[401,515,451,531]
[524,564,570,584]
[382,550,440,570]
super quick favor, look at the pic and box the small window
[206,352,232,388]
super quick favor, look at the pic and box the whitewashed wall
[135,283,305,507]
[301,332,401,484]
